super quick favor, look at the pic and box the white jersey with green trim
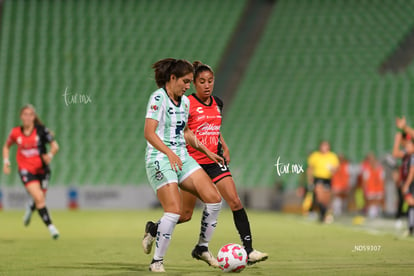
[145,87,190,163]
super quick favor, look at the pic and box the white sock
[368,205,380,218]
[153,212,180,261]
[332,197,342,216]
[198,202,222,247]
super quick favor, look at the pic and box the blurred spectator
[362,154,385,218]
[331,155,350,216]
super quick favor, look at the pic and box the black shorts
[314,177,331,190]
[200,162,232,184]
[19,168,50,190]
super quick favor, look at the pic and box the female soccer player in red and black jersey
[2,104,60,239]
[394,117,414,236]
[184,61,268,264]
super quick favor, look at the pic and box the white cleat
[23,203,33,227]
[142,221,156,254]
[48,224,59,240]
[248,249,268,265]
[191,245,219,268]
[149,260,165,272]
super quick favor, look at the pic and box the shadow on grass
[47,262,147,273]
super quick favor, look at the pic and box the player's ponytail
[20,104,44,127]
[193,60,214,82]
[152,58,193,88]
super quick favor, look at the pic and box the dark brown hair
[152,58,193,88]
[20,104,44,126]
[192,61,214,82]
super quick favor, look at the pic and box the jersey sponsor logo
[17,136,22,145]
[196,115,206,121]
[151,105,159,111]
[195,123,220,145]
[154,95,161,101]
[21,148,40,157]
[196,107,204,113]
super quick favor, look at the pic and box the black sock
[318,202,327,222]
[30,202,36,212]
[151,258,163,264]
[149,222,159,237]
[233,208,253,254]
[38,207,52,226]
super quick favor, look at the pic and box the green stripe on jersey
[145,88,190,163]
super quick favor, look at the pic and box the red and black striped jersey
[6,125,54,174]
[186,94,223,164]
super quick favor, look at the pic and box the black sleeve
[36,124,54,144]
[213,96,224,113]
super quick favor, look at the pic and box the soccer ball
[217,243,248,273]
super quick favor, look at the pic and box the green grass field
[1,209,414,275]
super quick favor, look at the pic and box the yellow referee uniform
[308,151,339,180]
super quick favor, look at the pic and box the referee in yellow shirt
[307,141,339,223]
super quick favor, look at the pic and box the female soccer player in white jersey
[143,61,268,266]
[142,58,223,272]
[2,104,59,239]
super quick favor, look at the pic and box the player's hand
[167,152,182,172]
[223,148,231,164]
[42,153,53,165]
[206,152,224,166]
[3,164,11,174]
[396,116,406,129]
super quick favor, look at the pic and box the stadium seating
[0,0,247,186]
[223,0,414,188]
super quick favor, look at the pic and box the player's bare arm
[184,126,224,165]
[219,134,231,164]
[2,142,11,174]
[392,132,405,158]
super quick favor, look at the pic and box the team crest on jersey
[17,136,22,145]
[155,171,164,181]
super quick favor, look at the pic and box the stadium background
[0,0,413,210]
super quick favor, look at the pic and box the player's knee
[179,211,193,223]
[227,197,243,211]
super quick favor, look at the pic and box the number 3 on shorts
[218,162,227,172]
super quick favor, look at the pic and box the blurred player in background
[142,58,223,272]
[331,154,350,216]
[2,104,59,239]
[361,153,384,218]
[394,117,414,236]
[307,141,339,223]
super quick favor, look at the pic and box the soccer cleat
[23,203,33,227]
[191,245,219,268]
[142,221,156,254]
[247,249,268,265]
[48,224,59,240]
[149,260,165,272]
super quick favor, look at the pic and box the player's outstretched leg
[37,207,59,239]
[191,202,221,268]
[216,177,268,265]
[233,208,268,265]
[23,201,36,227]
[148,212,180,272]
